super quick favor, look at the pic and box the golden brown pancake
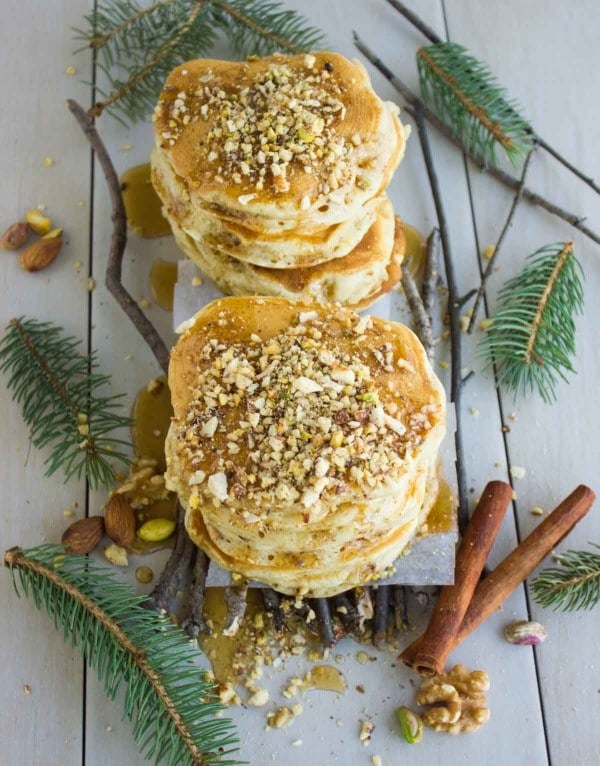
[152,52,406,228]
[169,200,405,309]
[165,297,446,596]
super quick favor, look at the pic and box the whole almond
[1,222,29,250]
[62,516,105,554]
[104,494,136,547]
[19,229,63,272]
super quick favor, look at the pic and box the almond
[19,228,63,272]
[25,209,52,235]
[0,222,29,250]
[104,494,136,547]
[62,516,104,554]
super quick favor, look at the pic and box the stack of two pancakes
[151,52,410,309]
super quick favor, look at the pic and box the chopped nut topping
[173,311,432,509]
[158,59,356,198]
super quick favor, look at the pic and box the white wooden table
[1,2,599,764]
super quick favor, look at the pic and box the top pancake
[153,52,406,226]
[166,297,446,518]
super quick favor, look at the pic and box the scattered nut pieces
[359,719,375,745]
[62,516,105,554]
[42,157,54,168]
[510,465,526,480]
[504,620,548,646]
[103,543,129,567]
[87,277,96,291]
[19,228,63,272]
[137,517,176,543]
[218,682,242,706]
[247,688,270,707]
[396,706,423,744]
[65,66,77,76]
[267,706,294,729]
[139,297,151,309]
[23,684,32,695]
[26,209,53,235]
[482,245,495,260]
[1,222,29,250]
[135,565,154,584]
[416,664,490,735]
[104,494,136,547]
[530,506,544,516]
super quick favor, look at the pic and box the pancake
[170,201,405,309]
[165,297,446,596]
[152,52,407,230]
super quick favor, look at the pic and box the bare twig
[467,146,535,332]
[312,598,337,647]
[384,0,441,43]
[332,593,360,635]
[355,586,374,635]
[67,100,170,372]
[401,265,433,358]
[262,588,286,633]
[412,103,469,533]
[373,585,391,647]
[183,549,210,639]
[223,579,248,637]
[352,35,600,248]
[145,503,195,613]
[536,136,600,197]
[392,585,409,631]
[422,228,441,326]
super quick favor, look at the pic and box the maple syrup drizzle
[149,257,178,311]
[121,162,171,238]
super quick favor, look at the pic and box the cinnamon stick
[404,481,513,675]
[402,484,595,669]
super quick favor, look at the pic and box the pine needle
[417,42,533,167]
[531,544,600,611]
[0,317,132,489]
[74,0,325,123]
[5,545,240,765]
[479,242,584,403]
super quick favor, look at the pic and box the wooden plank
[443,1,600,763]
[0,2,93,765]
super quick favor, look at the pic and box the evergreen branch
[0,318,132,489]
[89,1,207,119]
[531,544,600,611]
[75,0,324,123]
[479,242,584,403]
[417,42,534,167]
[4,545,240,765]
[210,0,324,57]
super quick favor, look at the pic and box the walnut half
[416,664,490,735]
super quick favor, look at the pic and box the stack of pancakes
[152,52,409,309]
[165,297,446,597]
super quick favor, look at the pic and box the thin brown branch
[88,1,205,118]
[211,0,301,53]
[372,585,390,646]
[67,100,170,373]
[401,263,433,359]
[412,103,469,533]
[312,597,336,647]
[467,146,535,333]
[352,33,600,248]
[422,228,440,326]
[524,242,573,366]
[384,0,441,44]
[262,588,286,632]
[536,136,600,197]
[392,585,409,631]
[417,47,514,149]
[89,1,168,50]
[184,548,211,638]
[4,547,206,765]
[146,503,195,613]
[223,579,248,636]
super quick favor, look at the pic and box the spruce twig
[75,0,324,123]
[531,544,600,611]
[4,545,239,765]
[467,144,535,332]
[480,242,584,402]
[388,0,600,197]
[352,33,600,248]
[0,318,131,489]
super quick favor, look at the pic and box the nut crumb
[510,466,526,480]
[23,684,31,695]
[530,506,544,516]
